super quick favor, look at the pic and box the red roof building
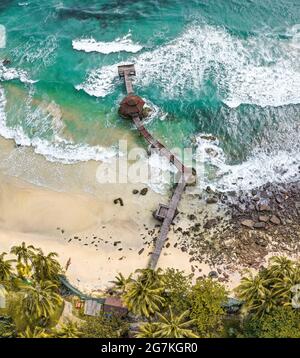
[103,296,128,316]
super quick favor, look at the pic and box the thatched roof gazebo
[118,94,145,119]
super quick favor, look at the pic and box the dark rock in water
[205,148,218,157]
[241,219,255,229]
[132,189,139,195]
[270,215,281,225]
[206,197,218,204]
[205,186,214,194]
[209,271,218,278]
[251,189,257,196]
[200,134,217,141]
[114,198,124,206]
[3,59,11,66]
[140,188,148,196]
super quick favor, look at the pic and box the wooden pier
[118,64,195,270]
[118,64,135,95]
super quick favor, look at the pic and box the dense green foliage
[162,268,193,313]
[0,253,15,281]
[236,257,300,316]
[117,268,228,338]
[234,257,300,338]
[122,269,166,318]
[53,321,83,338]
[18,280,62,326]
[189,278,227,337]
[80,314,129,338]
[0,243,63,337]
[1,243,299,339]
[241,307,300,338]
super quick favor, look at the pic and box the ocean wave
[72,33,143,54]
[0,86,116,164]
[75,63,118,97]
[0,63,37,84]
[194,133,300,193]
[77,24,300,108]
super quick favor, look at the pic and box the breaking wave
[77,24,300,108]
[72,33,143,54]
[0,86,116,164]
[0,63,37,84]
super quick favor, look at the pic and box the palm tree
[269,256,295,279]
[16,262,32,280]
[31,249,62,282]
[135,322,160,338]
[123,279,165,318]
[18,326,50,338]
[251,290,279,317]
[135,268,165,287]
[236,270,272,311]
[0,253,15,281]
[52,321,82,338]
[111,273,132,293]
[18,280,62,323]
[10,242,37,266]
[155,307,198,338]
[0,317,16,338]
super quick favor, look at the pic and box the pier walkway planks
[118,64,195,269]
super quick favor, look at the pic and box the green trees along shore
[0,243,300,338]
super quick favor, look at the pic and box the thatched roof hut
[119,95,145,119]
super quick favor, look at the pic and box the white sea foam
[287,24,300,50]
[11,35,58,68]
[72,33,143,54]
[77,24,300,108]
[75,63,119,97]
[194,133,300,193]
[0,64,37,84]
[0,86,116,164]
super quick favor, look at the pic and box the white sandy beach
[0,135,242,294]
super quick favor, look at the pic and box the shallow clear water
[0,0,299,191]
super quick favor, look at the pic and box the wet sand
[1,135,298,295]
[0,136,218,293]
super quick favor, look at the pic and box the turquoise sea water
[0,0,299,191]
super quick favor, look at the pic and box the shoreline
[0,136,299,295]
